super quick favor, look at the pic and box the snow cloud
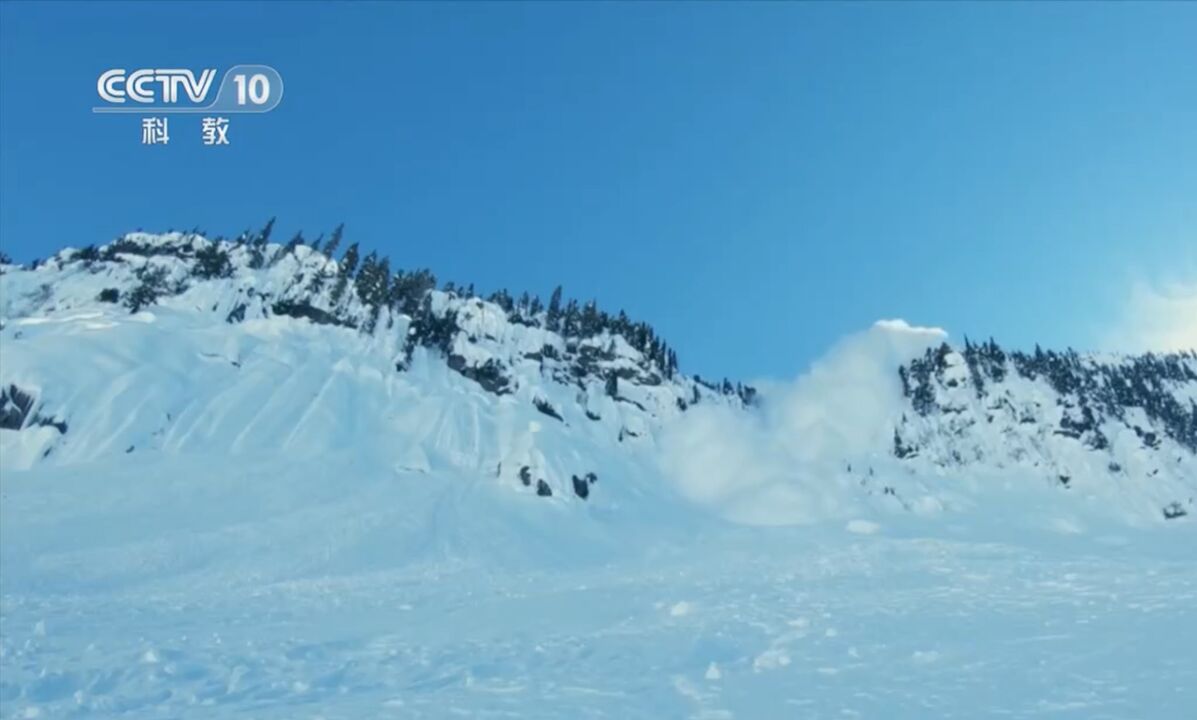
[659,320,946,526]
[1106,281,1197,353]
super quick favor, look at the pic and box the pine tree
[330,241,360,305]
[357,253,389,333]
[323,224,344,258]
[341,242,360,278]
[388,269,407,310]
[257,217,275,246]
[245,218,272,269]
[390,268,436,316]
[284,232,303,254]
[373,257,391,306]
[566,300,583,337]
[125,265,169,313]
[612,310,629,339]
[581,300,600,336]
[649,337,662,369]
[489,289,514,313]
[546,286,563,331]
[355,251,379,303]
[194,243,233,279]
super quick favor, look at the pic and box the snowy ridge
[1,230,1195,524]
[891,340,1197,520]
[0,231,743,504]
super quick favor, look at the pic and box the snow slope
[0,232,747,503]
[3,453,1196,719]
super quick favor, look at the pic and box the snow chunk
[845,519,881,535]
[753,648,791,671]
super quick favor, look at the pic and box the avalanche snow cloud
[659,320,949,525]
[1107,279,1197,353]
[1,232,1196,719]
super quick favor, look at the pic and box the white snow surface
[1,234,1196,718]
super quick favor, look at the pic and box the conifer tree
[125,265,169,313]
[581,300,600,336]
[323,224,344,258]
[355,251,379,302]
[257,217,275,246]
[388,269,407,310]
[194,243,233,279]
[546,286,563,331]
[341,242,360,278]
[331,241,360,305]
[284,232,304,254]
[373,257,391,306]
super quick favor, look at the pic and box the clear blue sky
[1,1,1194,380]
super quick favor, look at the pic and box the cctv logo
[94,65,282,114]
[97,69,217,104]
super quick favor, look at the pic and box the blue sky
[1,1,1194,379]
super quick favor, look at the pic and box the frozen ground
[3,456,1195,719]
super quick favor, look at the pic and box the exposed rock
[1163,502,1188,520]
[447,355,511,395]
[225,303,247,324]
[571,474,589,500]
[271,300,353,328]
[534,398,563,422]
[0,384,36,430]
[0,384,67,434]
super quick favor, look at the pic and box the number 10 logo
[232,73,271,106]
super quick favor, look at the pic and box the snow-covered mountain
[0,229,752,511]
[1,229,1194,524]
[892,339,1196,520]
[4,230,1197,720]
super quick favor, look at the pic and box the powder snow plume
[659,320,947,525]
